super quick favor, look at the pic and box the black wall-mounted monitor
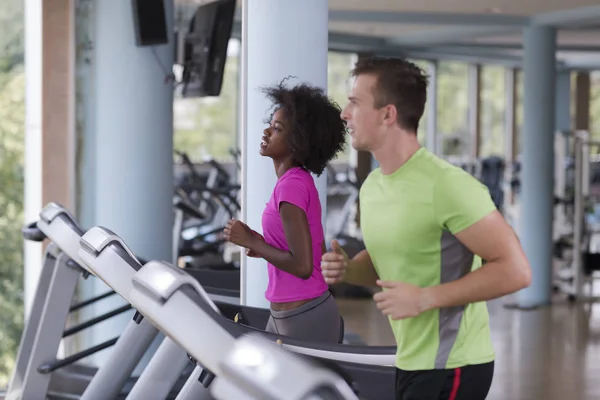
[180,0,237,98]
[132,0,169,47]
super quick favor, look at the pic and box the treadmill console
[132,260,221,313]
[39,202,72,224]
[211,333,359,400]
[80,226,138,261]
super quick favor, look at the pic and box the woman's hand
[223,219,260,250]
[246,231,265,258]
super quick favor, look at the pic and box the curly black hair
[261,79,347,176]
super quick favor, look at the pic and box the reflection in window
[479,65,506,158]
[436,62,469,155]
[328,52,357,163]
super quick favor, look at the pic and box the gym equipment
[325,165,372,300]
[77,226,248,399]
[553,130,600,302]
[509,130,600,302]
[173,151,241,266]
[208,333,360,400]
[78,226,395,399]
[173,189,211,263]
[77,225,189,399]
[5,203,161,400]
[127,259,396,400]
[7,200,232,400]
[77,224,264,398]
[480,156,505,211]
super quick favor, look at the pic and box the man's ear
[383,104,397,126]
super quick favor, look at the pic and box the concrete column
[504,68,517,164]
[555,71,572,132]
[76,0,175,365]
[517,26,557,308]
[240,0,328,308]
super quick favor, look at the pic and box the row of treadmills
[5,203,396,400]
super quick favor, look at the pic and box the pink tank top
[262,167,329,302]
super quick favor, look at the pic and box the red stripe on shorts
[448,367,462,400]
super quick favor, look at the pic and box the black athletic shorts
[395,361,494,400]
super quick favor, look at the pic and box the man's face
[340,74,387,152]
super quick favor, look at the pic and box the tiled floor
[337,294,600,400]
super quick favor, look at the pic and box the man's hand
[321,239,349,284]
[373,280,429,320]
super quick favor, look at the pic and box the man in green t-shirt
[321,57,531,400]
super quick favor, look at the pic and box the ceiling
[327,0,600,15]
[175,0,600,69]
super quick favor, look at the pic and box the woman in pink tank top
[223,80,347,343]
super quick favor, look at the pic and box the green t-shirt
[360,148,496,371]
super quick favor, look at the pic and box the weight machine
[553,130,600,302]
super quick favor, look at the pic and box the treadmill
[80,229,397,400]
[6,202,244,400]
[77,225,271,399]
[5,203,147,400]
[130,260,397,400]
[208,333,360,400]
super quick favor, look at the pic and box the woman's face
[260,108,292,160]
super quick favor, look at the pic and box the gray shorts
[265,291,343,344]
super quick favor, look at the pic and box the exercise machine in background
[503,130,600,302]
[553,130,600,302]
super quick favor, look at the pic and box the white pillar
[240,0,329,308]
[517,26,556,308]
[24,0,43,321]
[81,0,175,365]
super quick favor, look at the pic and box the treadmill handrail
[80,226,140,263]
[131,260,221,314]
[134,261,397,357]
[39,202,77,225]
[215,333,360,400]
[22,221,47,242]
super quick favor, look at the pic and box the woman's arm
[248,201,313,279]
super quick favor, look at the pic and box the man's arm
[374,170,531,320]
[345,249,379,287]
[419,210,531,312]
[321,241,379,287]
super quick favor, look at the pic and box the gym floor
[337,294,600,400]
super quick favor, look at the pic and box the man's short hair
[351,57,429,133]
